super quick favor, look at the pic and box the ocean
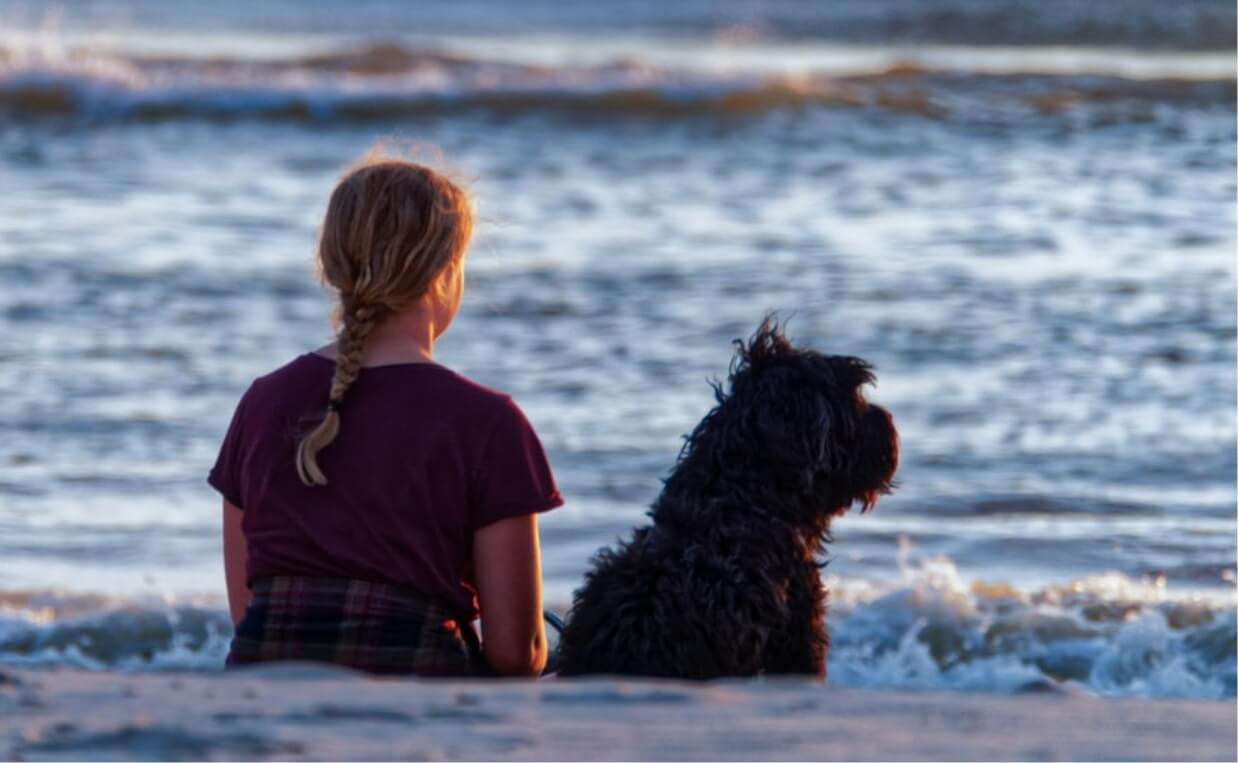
[0,0,1234,698]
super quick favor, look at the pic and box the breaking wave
[2,557,1233,699]
[0,43,1232,123]
[825,555,1236,699]
[0,590,234,672]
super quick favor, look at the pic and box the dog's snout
[868,402,893,428]
[864,403,898,479]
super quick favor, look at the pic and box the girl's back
[211,353,559,620]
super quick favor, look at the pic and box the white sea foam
[2,559,1232,698]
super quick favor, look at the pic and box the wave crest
[0,43,1232,123]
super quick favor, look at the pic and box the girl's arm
[222,500,251,625]
[473,513,548,677]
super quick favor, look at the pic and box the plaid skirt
[226,576,482,677]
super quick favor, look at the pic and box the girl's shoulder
[236,353,332,408]
[254,352,330,385]
[242,353,529,427]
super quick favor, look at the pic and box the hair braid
[293,149,473,488]
[294,301,383,486]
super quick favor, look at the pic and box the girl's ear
[431,259,466,336]
[444,259,465,306]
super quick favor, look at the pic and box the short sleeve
[208,388,250,510]
[471,398,563,530]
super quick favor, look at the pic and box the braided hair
[295,153,472,486]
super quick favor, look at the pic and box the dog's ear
[722,319,838,495]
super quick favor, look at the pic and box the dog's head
[673,317,898,529]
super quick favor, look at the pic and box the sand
[1,666,1234,762]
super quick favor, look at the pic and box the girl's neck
[317,307,442,367]
[359,324,435,366]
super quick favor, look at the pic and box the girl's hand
[222,500,251,626]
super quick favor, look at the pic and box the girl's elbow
[484,638,547,677]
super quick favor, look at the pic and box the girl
[209,150,562,677]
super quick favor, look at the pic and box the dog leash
[543,609,566,636]
[542,610,565,678]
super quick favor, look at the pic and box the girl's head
[295,151,473,486]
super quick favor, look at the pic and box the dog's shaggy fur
[556,319,898,680]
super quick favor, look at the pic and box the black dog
[556,319,898,680]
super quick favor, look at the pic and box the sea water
[0,0,1234,697]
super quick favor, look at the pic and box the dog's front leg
[763,564,828,680]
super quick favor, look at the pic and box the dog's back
[556,524,804,679]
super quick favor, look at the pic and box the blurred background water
[0,0,1234,696]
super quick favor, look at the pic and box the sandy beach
[1,666,1233,761]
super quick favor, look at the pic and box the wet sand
[1,666,1234,761]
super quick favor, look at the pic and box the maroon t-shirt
[208,354,563,619]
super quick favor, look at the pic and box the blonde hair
[295,149,473,486]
